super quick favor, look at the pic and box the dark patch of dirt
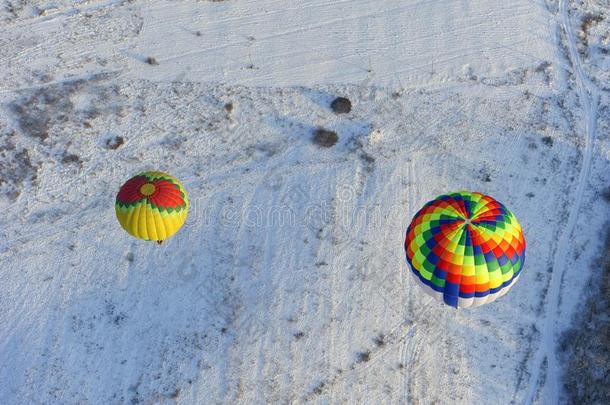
[61,152,82,165]
[601,186,610,203]
[0,131,38,200]
[356,350,371,363]
[169,388,180,399]
[9,86,75,140]
[479,167,492,183]
[313,128,338,148]
[541,136,554,147]
[312,381,326,395]
[359,150,375,172]
[330,97,352,114]
[105,135,125,150]
[9,74,124,142]
[579,14,604,49]
[373,333,386,347]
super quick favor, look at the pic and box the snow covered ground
[0,0,609,404]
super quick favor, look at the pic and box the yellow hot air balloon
[115,171,189,242]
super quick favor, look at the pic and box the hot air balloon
[115,171,189,243]
[404,191,525,308]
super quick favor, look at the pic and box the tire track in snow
[305,319,418,402]
[524,1,599,403]
[396,158,418,402]
[5,0,130,28]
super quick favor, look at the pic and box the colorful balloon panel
[116,171,189,241]
[405,191,525,308]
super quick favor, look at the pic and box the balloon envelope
[405,191,525,308]
[115,171,189,241]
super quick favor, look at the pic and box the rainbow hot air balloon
[404,191,525,308]
[115,171,189,243]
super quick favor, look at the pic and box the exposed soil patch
[61,153,82,165]
[0,131,38,200]
[579,13,604,50]
[356,350,371,363]
[373,333,386,347]
[479,167,492,183]
[9,86,76,140]
[541,136,554,147]
[105,135,124,150]
[9,74,124,142]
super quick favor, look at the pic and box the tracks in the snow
[523,1,599,403]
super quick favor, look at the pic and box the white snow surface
[0,0,557,88]
[1,1,609,404]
